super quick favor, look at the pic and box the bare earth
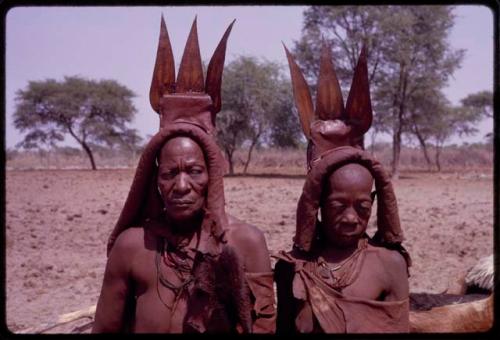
[5,169,494,332]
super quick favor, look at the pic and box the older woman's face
[321,163,374,248]
[157,137,209,223]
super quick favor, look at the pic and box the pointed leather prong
[205,19,236,115]
[283,43,314,139]
[149,14,176,113]
[176,16,205,93]
[345,45,372,138]
[316,41,344,120]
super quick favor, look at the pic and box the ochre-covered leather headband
[294,146,404,253]
[107,122,228,256]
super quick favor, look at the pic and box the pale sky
[4,5,494,149]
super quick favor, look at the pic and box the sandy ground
[4,169,494,333]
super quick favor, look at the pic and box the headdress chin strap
[107,122,228,256]
[294,146,404,254]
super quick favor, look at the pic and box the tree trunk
[391,131,401,179]
[81,141,97,170]
[243,138,258,174]
[38,149,48,168]
[421,143,432,172]
[67,124,97,170]
[370,129,377,155]
[414,127,432,171]
[225,148,235,175]
[391,64,408,179]
[435,144,442,172]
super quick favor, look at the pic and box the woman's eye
[329,201,345,210]
[361,201,372,209]
[189,167,203,175]
[162,170,177,179]
[357,202,372,213]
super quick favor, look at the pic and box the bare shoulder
[226,214,267,247]
[225,214,271,272]
[366,243,409,300]
[101,226,147,282]
[368,244,408,274]
[109,226,145,258]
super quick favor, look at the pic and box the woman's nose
[341,207,358,224]
[173,173,190,194]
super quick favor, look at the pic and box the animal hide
[184,245,252,333]
[410,293,489,311]
[409,294,493,333]
[465,254,494,294]
[409,255,494,333]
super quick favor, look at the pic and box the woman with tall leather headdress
[92,16,275,333]
[274,43,411,333]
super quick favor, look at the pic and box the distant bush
[6,142,492,174]
[370,143,492,172]
[6,148,19,161]
[230,143,492,175]
[6,147,140,170]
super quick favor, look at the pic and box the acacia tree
[461,91,494,143]
[429,106,481,171]
[407,91,489,171]
[268,79,304,148]
[406,89,448,170]
[217,56,297,174]
[13,76,140,170]
[460,91,493,118]
[411,90,492,170]
[216,108,248,175]
[293,5,464,178]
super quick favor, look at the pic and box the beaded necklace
[315,238,368,291]
[155,236,197,311]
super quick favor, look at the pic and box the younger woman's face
[320,163,374,248]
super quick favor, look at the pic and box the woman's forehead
[328,163,373,190]
[159,136,204,160]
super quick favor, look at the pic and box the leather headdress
[284,43,406,254]
[107,16,234,256]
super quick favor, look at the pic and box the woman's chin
[332,233,362,247]
[166,206,204,224]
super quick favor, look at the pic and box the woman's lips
[169,200,194,207]
[337,224,362,238]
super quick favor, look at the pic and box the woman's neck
[319,239,363,265]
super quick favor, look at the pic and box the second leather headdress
[284,43,407,257]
